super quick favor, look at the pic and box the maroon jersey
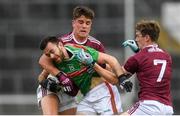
[58,32,105,53]
[124,44,172,106]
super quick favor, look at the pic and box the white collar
[143,44,158,49]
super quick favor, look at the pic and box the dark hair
[73,6,95,20]
[39,36,59,50]
[135,20,160,42]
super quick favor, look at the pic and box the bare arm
[97,52,124,79]
[93,63,118,84]
[38,69,49,83]
[39,54,60,76]
[96,52,133,92]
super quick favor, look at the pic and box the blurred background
[0,0,180,115]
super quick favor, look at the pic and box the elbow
[112,56,119,64]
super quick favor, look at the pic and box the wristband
[92,61,96,65]
[56,71,61,76]
[56,71,63,79]
[90,61,96,67]
[118,74,127,83]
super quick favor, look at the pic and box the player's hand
[122,40,139,53]
[56,72,79,96]
[40,78,61,93]
[118,74,133,92]
[76,49,95,66]
[56,71,73,87]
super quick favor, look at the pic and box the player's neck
[73,33,88,43]
[76,37,86,42]
[143,42,157,49]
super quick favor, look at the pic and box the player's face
[44,42,64,63]
[135,31,146,49]
[72,15,92,39]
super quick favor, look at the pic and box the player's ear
[144,35,150,42]
[72,20,76,28]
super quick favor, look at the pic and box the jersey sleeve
[98,43,105,53]
[85,46,99,62]
[124,56,139,74]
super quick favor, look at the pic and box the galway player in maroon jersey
[121,20,174,115]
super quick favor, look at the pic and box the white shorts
[77,82,123,115]
[36,75,77,112]
[127,100,174,115]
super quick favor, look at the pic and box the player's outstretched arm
[75,49,133,92]
[75,49,118,84]
[75,49,124,83]
[97,52,124,78]
[97,52,133,92]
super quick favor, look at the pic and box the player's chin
[79,33,88,38]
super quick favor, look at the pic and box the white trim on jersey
[61,34,73,43]
[88,36,101,45]
[60,32,102,46]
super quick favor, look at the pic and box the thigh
[77,98,96,114]
[37,76,77,115]
[76,111,97,115]
[127,100,171,115]
[41,94,59,115]
[95,83,123,115]
[58,91,77,113]
[77,83,122,115]
[110,84,123,113]
[127,101,148,115]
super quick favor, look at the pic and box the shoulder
[66,44,89,52]
[88,36,105,52]
[127,51,144,64]
[162,49,172,58]
[124,55,139,74]
[88,36,102,45]
[127,54,139,63]
[58,32,73,43]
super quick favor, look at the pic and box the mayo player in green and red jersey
[39,36,133,115]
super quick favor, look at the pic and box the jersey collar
[64,46,75,61]
[144,44,158,49]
